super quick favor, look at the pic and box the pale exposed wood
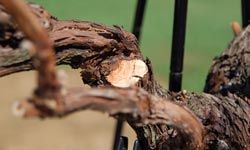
[107,59,148,87]
[0,1,250,150]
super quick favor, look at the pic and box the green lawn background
[30,0,241,92]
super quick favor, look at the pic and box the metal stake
[113,0,147,150]
[169,0,188,92]
[132,0,147,41]
[133,140,142,150]
[116,136,128,150]
[241,0,250,27]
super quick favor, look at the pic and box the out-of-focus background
[0,0,241,149]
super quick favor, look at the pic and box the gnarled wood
[0,2,249,150]
[204,25,250,99]
[13,87,204,149]
[204,21,250,150]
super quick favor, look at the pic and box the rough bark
[204,25,250,98]
[0,2,249,150]
[204,23,250,149]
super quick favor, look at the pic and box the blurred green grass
[30,0,241,92]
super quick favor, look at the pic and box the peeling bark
[204,22,250,150]
[13,87,204,150]
[0,2,249,150]
[204,25,250,98]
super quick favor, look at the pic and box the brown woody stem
[0,1,206,149]
[0,0,60,98]
[14,87,204,149]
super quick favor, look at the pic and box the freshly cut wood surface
[0,1,249,150]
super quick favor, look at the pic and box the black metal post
[132,0,147,41]
[133,140,142,150]
[116,136,128,150]
[241,0,250,27]
[113,0,147,150]
[169,0,188,92]
[113,120,124,150]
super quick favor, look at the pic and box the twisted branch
[14,87,204,149]
[0,1,204,149]
[0,0,60,98]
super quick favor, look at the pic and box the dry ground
[0,66,136,150]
